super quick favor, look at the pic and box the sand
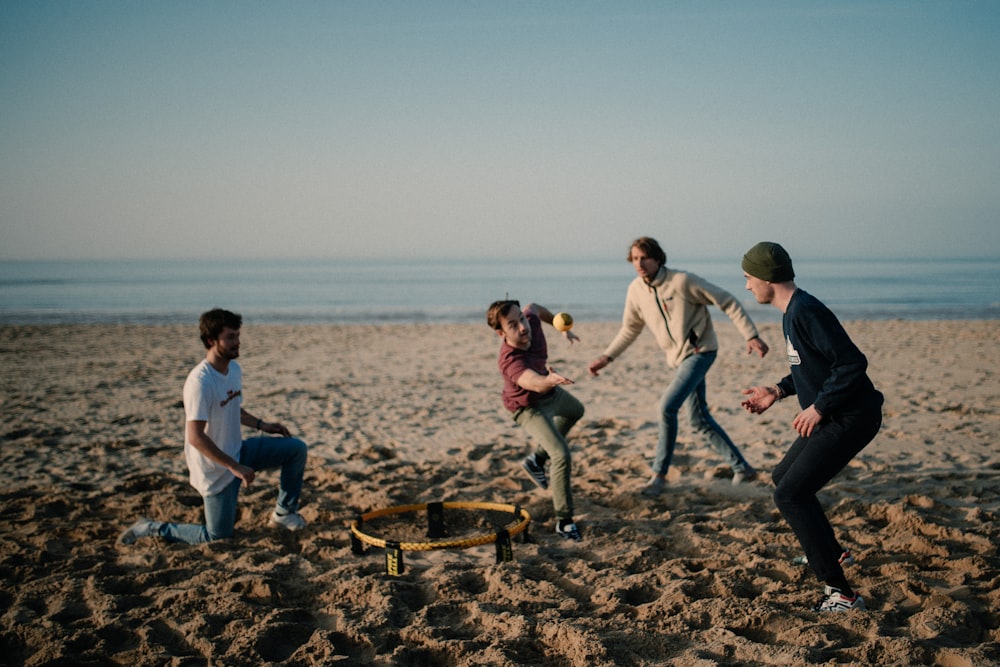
[1,319,998,666]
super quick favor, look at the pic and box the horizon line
[1,254,998,264]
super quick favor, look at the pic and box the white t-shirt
[183,359,244,497]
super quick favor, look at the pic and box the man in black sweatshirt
[739,242,883,613]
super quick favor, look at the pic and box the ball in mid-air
[553,312,574,332]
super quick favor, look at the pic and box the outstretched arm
[524,302,554,323]
[524,303,579,343]
[516,366,574,393]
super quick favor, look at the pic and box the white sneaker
[641,476,665,497]
[555,520,582,542]
[119,518,160,545]
[793,549,855,567]
[270,510,307,531]
[814,585,865,612]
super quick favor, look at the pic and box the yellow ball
[553,312,574,332]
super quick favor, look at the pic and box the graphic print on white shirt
[786,335,801,366]
[183,360,244,496]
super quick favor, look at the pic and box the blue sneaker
[522,454,548,490]
[555,519,582,542]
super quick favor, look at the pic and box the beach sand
[1,320,998,666]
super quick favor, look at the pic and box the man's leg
[240,436,308,513]
[685,376,753,474]
[773,413,881,582]
[653,352,713,475]
[549,387,585,436]
[515,406,573,521]
[154,477,240,544]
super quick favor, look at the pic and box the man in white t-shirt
[119,308,309,544]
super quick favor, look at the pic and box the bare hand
[746,336,769,358]
[233,463,256,488]
[740,386,777,414]
[792,405,824,437]
[261,421,292,437]
[546,366,575,386]
[588,355,611,376]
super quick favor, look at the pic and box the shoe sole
[118,528,140,545]
[118,518,152,545]
[270,514,306,531]
[270,522,305,531]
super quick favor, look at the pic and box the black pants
[772,411,882,582]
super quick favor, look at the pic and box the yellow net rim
[349,501,531,551]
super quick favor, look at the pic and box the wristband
[256,418,263,430]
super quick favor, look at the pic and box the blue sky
[2,1,998,261]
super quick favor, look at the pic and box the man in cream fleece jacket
[589,237,769,496]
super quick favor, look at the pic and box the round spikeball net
[349,501,531,575]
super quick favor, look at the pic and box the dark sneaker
[522,454,548,490]
[814,585,865,612]
[270,510,307,531]
[555,520,582,542]
[732,467,758,485]
[118,518,160,545]
[792,549,855,567]
[640,475,665,497]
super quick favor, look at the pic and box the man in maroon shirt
[487,299,584,541]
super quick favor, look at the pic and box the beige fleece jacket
[603,266,760,369]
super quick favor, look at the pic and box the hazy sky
[2,1,998,261]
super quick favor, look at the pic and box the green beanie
[742,242,795,282]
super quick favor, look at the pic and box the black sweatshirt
[775,289,884,417]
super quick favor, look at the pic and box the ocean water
[0,257,997,325]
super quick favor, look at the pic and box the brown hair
[486,300,520,331]
[199,308,242,348]
[628,236,666,266]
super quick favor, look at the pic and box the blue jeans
[513,387,584,520]
[158,436,308,544]
[772,411,881,582]
[652,351,751,476]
